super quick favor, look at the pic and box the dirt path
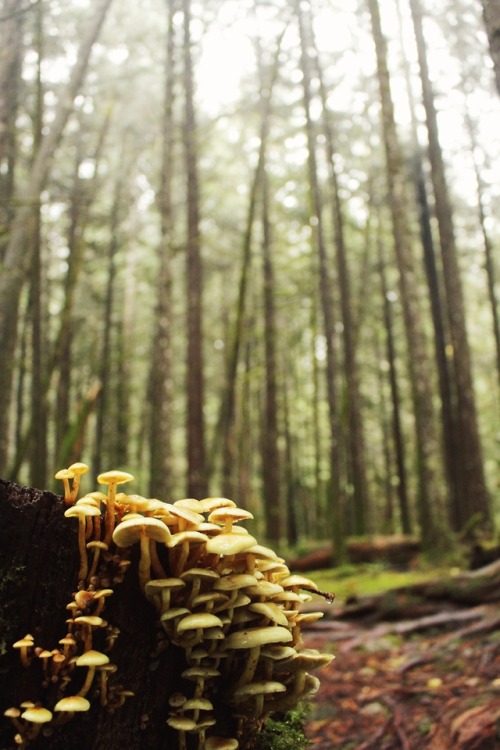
[302,604,500,749]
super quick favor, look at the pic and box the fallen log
[287,536,421,571]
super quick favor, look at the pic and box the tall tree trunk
[182,0,206,498]
[294,0,344,560]
[0,0,23,260]
[482,0,500,95]
[93,173,125,477]
[148,0,176,499]
[367,0,442,549]
[315,45,370,535]
[0,0,114,476]
[208,32,283,502]
[377,227,411,534]
[29,1,47,488]
[260,163,282,543]
[394,0,460,529]
[409,0,490,529]
[463,106,500,403]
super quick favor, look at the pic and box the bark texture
[0,478,183,750]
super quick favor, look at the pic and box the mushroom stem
[149,539,167,579]
[235,645,260,688]
[138,534,152,592]
[103,482,118,547]
[77,666,96,698]
[77,518,89,581]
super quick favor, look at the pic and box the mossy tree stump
[0,478,193,750]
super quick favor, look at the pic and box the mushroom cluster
[7,467,334,750]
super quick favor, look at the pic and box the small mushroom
[55,468,76,505]
[12,635,34,668]
[97,470,134,546]
[233,679,286,718]
[113,516,172,591]
[67,462,89,503]
[65,503,102,581]
[75,649,110,697]
[223,625,293,687]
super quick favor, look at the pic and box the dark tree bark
[0,0,114,476]
[409,0,490,529]
[316,50,370,536]
[93,172,126,477]
[148,0,176,499]
[482,0,500,95]
[377,230,411,535]
[182,0,206,499]
[294,0,344,561]
[0,0,23,260]
[0,479,184,750]
[368,0,442,549]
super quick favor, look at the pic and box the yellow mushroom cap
[167,717,197,731]
[233,680,286,699]
[75,649,110,667]
[206,533,257,556]
[249,602,289,626]
[112,516,171,547]
[97,470,134,486]
[54,696,91,712]
[208,507,254,525]
[55,469,75,481]
[224,625,293,650]
[20,706,53,723]
[198,497,237,513]
[177,613,223,633]
[68,462,89,476]
[205,739,239,750]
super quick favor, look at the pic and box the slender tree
[148,0,176,499]
[0,0,114,475]
[367,0,442,548]
[482,0,500,95]
[294,0,344,558]
[409,0,490,529]
[182,0,206,498]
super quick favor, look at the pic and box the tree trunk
[409,0,490,529]
[294,0,344,561]
[148,0,176,500]
[0,0,114,476]
[368,0,442,549]
[0,478,184,750]
[182,0,206,499]
[482,0,500,95]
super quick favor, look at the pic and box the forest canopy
[0,0,499,555]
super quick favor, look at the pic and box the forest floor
[301,598,500,749]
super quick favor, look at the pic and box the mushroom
[176,612,223,648]
[144,578,186,613]
[19,706,53,742]
[75,649,110,697]
[233,680,286,718]
[55,468,76,505]
[12,635,34,668]
[167,716,196,750]
[53,695,90,725]
[97,470,134,546]
[223,625,293,687]
[180,567,219,608]
[168,531,209,577]
[86,540,109,580]
[65,503,102,581]
[112,516,171,591]
[205,738,239,750]
[67,462,89,503]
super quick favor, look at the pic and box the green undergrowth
[255,705,310,750]
[305,562,452,604]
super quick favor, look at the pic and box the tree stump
[0,478,187,750]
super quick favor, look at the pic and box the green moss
[254,705,311,750]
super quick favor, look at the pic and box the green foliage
[254,705,311,750]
